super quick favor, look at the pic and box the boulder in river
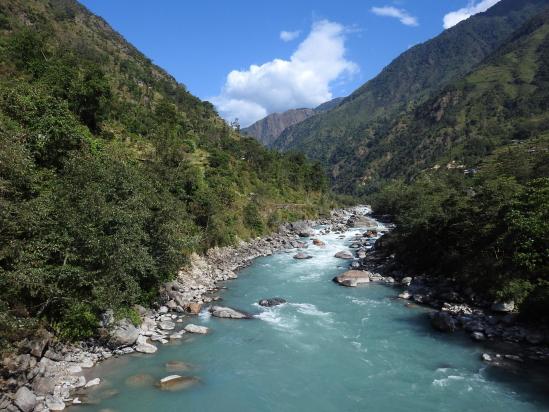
[184,324,209,334]
[401,277,412,286]
[293,252,312,260]
[334,251,353,259]
[333,270,371,287]
[312,239,325,247]
[157,375,199,391]
[258,298,286,307]
[430,311,457,332]
[209,306,251,319]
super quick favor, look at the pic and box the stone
[384,276,395,283]
[430,311,457,332]
[157,375,199,391]
[85,378,101,388]
[333,270,371,287]
[334,251,354,259]
[159,320,176,331]
[293,252,312,260]
[526,332,544,345]
[108,319,139,348]
[32,377,56,396]
[45,396,65,411]
[165,360,193,372]
[125,374,154,388]
[312,239,325,247]
[29,329,52,358]
[184,324,209,334]
[209,306,250,319]
[401,277,412,286]
[134,335,158,354]
[100,309,115,327]
[258,298,286,307]
[481,353,492,362]
[14,387,36,412]
[158,306,169,314]
[185,302,202,314]
[491,301,515,313]
[471,331,486,341]
[398,291,412,300]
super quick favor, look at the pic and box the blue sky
[79,0,501,126]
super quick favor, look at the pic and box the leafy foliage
[0,0,334,344]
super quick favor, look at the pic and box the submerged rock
[333,270,371,287]
[258,297,286,307]
[334,251,353,259]
[293,252,312,260]
[165,360,193,372]
[157,375,199,391]
[209,306,250,319]
[125,374,154,388]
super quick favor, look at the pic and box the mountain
[242,97,344,146]
[367,9,549,321]
[348,8,549,193]
[0,0,332,346]
[242,108,315,146]
[272,0,549,192]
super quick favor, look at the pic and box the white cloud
[371,6,418,27]
[280,30,300,42]
[211,20,358,127]
[443,0,501,29]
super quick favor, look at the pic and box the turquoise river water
[79,224,549,412]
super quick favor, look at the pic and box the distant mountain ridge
[271,0,549,193]
[242,97,344,146]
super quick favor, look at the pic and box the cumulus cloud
[211,20,358,127]
[280,30,300,42]
[443,0,501,29]
[371,6,418,27]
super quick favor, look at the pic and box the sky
[79,0,502,126]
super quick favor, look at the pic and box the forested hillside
[0,0,332,346]
[272,0,549,194]
[370,10,549,324]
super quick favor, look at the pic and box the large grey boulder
[45,395,65,411]
[430,311,457,332]
[134,335,158,354]
[334,250,353,259]
[209,306,250,319]
[258,298,286,307]
[184,324,209,334]
[14,387,36,412]
[333,270,371,287]
[108,319,139,348]
[293,252,312,260]
[290,221,314,237]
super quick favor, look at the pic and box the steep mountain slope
[272,0,549,190]
[242,97,344,146]
[0,0,332,346]
[242,108,315,146]
[343,8,549,193]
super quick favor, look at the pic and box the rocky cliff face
[242,108,315,146]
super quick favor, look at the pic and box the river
[79,221,549,412]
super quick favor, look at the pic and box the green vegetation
[371,137,548,324]
[0,0,334,347]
